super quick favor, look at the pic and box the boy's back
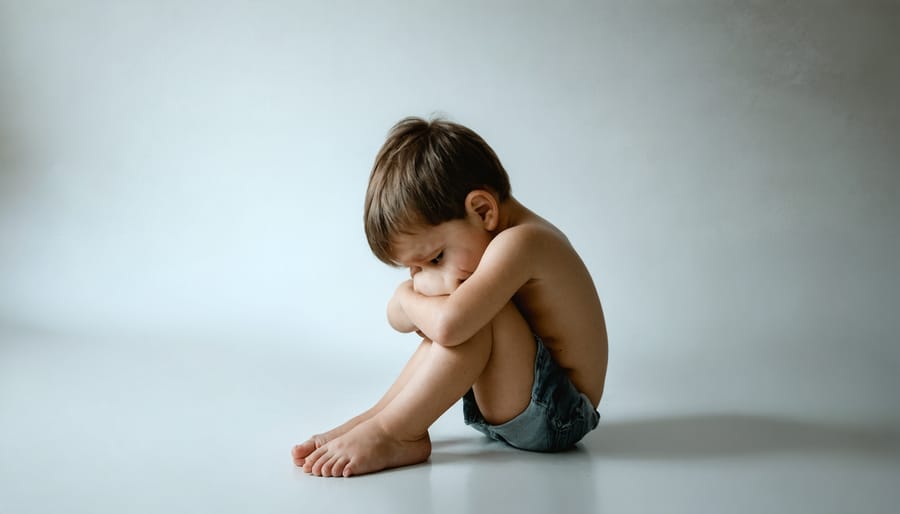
[498,204,607,407]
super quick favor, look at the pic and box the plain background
[1,0,898,466]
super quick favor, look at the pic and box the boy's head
[364,117,511,266]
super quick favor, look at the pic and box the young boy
[291,117,608,477]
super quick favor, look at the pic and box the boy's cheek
[411,272,433,294]
[412,270,459,296]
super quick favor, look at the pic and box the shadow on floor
[582,413,900,460]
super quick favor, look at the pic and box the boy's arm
[387,282,418,333]
[386,264,457,334]
[398,226,540,346]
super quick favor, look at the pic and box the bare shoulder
[490,216,578,270]
[492,217,570,252]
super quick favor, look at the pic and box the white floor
[1,330,897,514]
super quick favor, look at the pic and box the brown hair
[364,117,511,266]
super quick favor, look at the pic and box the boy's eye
[430,251,444,265]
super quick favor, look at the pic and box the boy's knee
[431,301,525,350]
[491,301,531,337]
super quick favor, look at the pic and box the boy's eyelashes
[430,251,444,265]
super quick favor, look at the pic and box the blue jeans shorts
[463,335,600,452]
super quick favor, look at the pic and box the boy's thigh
[470,301,537,425]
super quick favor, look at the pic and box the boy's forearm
[387,283,418,333]
[396,282,465,347]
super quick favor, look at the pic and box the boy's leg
[292,339,433,466]
[302,302,536,477]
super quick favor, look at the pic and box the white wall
[1,1,897,424]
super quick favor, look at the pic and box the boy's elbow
[431,310,468,347]
[389,318,415,334]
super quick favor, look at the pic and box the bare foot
[301,419,431,477]
[292,412,372,467]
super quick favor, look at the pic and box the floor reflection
[582,413,900,460]
[431,438,596,513]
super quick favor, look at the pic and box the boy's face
[391,215,492,295]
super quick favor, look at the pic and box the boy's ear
[465,190,499,231]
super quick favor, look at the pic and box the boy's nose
[410,266,422,277]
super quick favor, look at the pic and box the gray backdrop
[1,1,897,427]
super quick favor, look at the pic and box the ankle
[371,414,429,444]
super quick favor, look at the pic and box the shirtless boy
[292,117,608,477]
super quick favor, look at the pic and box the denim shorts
[463,335,600,452]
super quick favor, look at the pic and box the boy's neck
[494,195,529,234]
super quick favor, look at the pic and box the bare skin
[292,192,608,477]
[291,340,433,467]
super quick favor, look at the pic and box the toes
[331,456,350,478]
[303,446,328,474]
[292,445,308,466]
[311,450,331,476]
[318,454,334,477]
[320,454,340,477]
[343,464,353,478]
[293,439,318,462]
